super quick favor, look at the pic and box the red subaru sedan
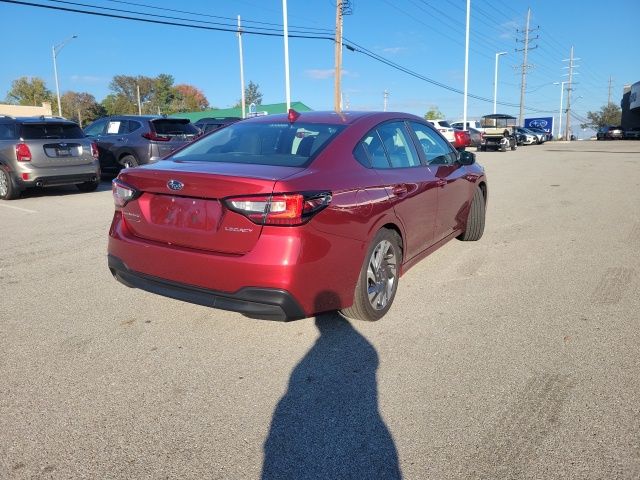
[108,111,487,321]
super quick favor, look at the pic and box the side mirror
[458,150,476,165]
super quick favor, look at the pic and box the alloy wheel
[366,239,398,310]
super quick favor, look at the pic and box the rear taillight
[142,131,171,142]
[16,143,32,162]
[225,192,332,226]
[112,178,140,208]
[91,142,99,159]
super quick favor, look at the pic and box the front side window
[172,122,343,167]
[409,121,455,165]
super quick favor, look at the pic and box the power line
[0,0,556,113]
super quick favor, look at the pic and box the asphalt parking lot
[1,140,639,479]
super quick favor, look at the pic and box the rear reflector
[16,143,32,162]
[21,173,30,180]
[225,192,331,226]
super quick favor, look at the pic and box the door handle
[436,179,447,188]
[392,184,408,197]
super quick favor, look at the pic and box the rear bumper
[108,254,306,321]
[16,172,99,188]
[12,162,100,188]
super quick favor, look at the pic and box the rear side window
[173,122,343,167]
[0,123,15,139]
[20,123,84,139]
[152,120,199,136]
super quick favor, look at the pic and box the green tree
[102,93,136,115]
[581,103,622,129]
[60,91,105,127]
[424,106,444,120]
[235,81,263,107]
[5,76,53,106]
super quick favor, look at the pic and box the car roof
[195,117,241,123]
[244,110,425,126]
[12,116,78,124]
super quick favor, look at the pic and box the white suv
[426,119,455,143]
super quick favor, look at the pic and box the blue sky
[1,0,637,131]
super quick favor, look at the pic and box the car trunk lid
[118,161,304,254]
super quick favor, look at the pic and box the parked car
[0,116,100,200]
[108,111,487,322]
[596,125,624,140]
[623,127,640,139]
[514,127,538,145]
[84,115,200,174]
[426,119,456,144]
[526,126,550,142]
[194,117,241,134]
[452,129,471,150]
[454,126,483,148]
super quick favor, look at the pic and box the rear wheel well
[477,181,487,203]
[380,223,404,261]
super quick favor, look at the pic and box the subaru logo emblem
[167,179,184,191]
[530,119,548,128]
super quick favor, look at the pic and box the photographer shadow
[262,293,401,479]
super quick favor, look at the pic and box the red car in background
[108,111,487,321]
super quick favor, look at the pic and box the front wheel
[341,229,402,322]
[457,186,486,241]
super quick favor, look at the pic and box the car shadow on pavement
[261,296,402,480]
[19,181,111,199]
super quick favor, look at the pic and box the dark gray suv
[84,115,199,174]
[0,116,101,200]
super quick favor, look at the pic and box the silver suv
[0,116,101,200]
[83,115,199,174]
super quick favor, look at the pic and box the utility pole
[515,8,538,126]
[383,89,389,112]
[462,0,470,133]
[334,0,352,112]
[563,46,579,140]
[607,75,613,105]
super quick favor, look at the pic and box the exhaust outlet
[36,181,43,187]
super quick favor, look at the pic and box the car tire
[341,228,402,322]
[119,155,139,169]
[0,165,21,200]
[457,186,485,242]
[511,142,517,151]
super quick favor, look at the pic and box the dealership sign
[524,117,554,133]
[630,81,640,110]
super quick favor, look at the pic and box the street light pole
[281,0,291,111]
[462,0,470,131]
[493,52,507,114]
[52,35,78,117]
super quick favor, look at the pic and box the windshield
[172,122,344,167]
[21,123,84,140]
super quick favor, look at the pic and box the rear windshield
[438,120,452,128]
[152,119,198,136]
[20,123,84,140]
[172,122,344,167]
